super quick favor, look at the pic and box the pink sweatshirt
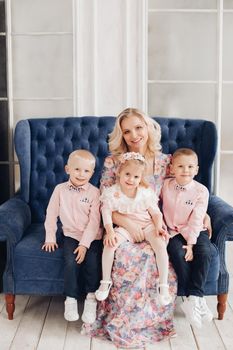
[44,180,102,248]
[161,178,209,244]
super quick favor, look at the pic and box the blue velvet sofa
[0,116,232,320]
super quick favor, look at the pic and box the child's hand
[183,244,193,261]
[203,213,212,239]
[158,227,170,240]
[74,245,87,264]
[152,225,169,240]
[42,242,58,252]
[104,231,118,247]
[152,227,161,237]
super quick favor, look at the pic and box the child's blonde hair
[172,148,198,163]
[117,152,149,188]
[67,149,96,168]
[109,108,161,158]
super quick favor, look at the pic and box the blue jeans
[167,230,213,297]
[63,236,102,299]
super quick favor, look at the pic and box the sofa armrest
[0,196,31,244]
[208,195,233,294]
[208,195,233,243]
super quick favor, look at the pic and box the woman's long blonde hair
[109,108,161,157]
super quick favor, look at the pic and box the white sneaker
[199,297,213,323]
[81,295,97,324]
[64,297,79,322]
[181,296,202,329]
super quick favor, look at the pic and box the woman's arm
[112,211,145,242]
[100,156,117,192]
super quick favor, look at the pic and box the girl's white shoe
[95,280,113,301]
[157,284,172,306]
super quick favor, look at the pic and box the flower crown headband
[119,152,146,164]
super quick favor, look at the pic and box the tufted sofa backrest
[14,116,217,223]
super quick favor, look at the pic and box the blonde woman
[82,108,177,348]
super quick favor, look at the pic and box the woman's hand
[74,245,87,264]
[112,211,144,242]
[203,213,212,239]
[130,226,145,243]
[42,242,58,252]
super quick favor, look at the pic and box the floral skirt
[82,241,177,349]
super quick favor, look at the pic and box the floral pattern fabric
[82,152,177,348]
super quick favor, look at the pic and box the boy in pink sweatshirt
[42,149,102,324]
[161,148,213,329]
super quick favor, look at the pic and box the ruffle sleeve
[100,185,159,214]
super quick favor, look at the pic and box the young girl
[95,152,171,306]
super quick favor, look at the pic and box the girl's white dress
[101,184,161,242]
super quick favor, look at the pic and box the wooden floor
[1,243,233,350]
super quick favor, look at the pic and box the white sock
[86,292,95,300]
[66,296,76,302]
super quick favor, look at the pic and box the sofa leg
[217,293,228,320]
[5,294,15,320]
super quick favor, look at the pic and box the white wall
[73,0,147,115]
[148,0,233,205]
[9,0,73,126]
[9,0,146,123]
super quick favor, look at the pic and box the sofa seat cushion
[13,224,64,295]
